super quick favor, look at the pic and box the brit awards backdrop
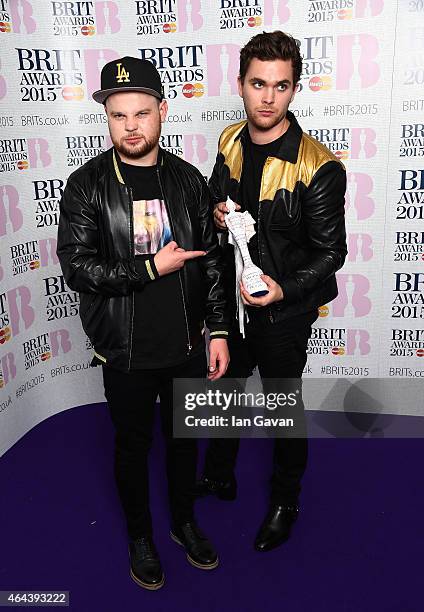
[1,0,423,454]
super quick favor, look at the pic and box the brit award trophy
[225,198,268,336]
[226,198,269,297]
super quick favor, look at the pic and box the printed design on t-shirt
[133,198,172,255]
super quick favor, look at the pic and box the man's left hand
[208,338,230,380]
[240,275,284,307]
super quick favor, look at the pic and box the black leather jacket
[209,111,347,322]
[57,147,229,371]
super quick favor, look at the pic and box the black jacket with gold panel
[209,110,348,322]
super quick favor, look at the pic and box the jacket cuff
[209,330,229,340]
[133,256,159,288]
[279,277,303,306]
[209,330,228,340]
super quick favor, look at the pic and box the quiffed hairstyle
[239,31,302,85]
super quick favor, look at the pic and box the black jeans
[103,353,207,539]
[204,309,318,504]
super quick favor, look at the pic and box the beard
[112,121,161,160]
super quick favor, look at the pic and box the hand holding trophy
[225,198,268,297]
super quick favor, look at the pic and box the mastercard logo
[318,305,329,317]
[417,349,424,357]
[62,86,84,101]
[0,327,12,344]
[309,75,332,92]
[182,82,204,98]
[17,160,29,170]
[81,25,96,36]
[0,21,11,33]
[331,347,345,356]
[335,150,349,160]
[338,9,353,19]
[41,352,51,361]
[247,16,262,27]
[163,22,177,33]
[29,260,40,270]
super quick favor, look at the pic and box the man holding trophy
[196,31,347,552]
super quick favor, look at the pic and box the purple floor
[1,403,422,612]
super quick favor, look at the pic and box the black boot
[254,504,299,552]
[129,536,164,590]
[194,475,237,500]
[170,522,219,569]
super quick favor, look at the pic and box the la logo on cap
[116,63,130,83]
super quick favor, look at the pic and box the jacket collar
[111,147,165,185]
[235,110,302,164]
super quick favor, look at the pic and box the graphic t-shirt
[133,197,172,255]
[119,159,198,369]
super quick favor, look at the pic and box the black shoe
[254,504,299,552]
[170,522,219,570]
[129,536,164,590]
[194,475,237,500]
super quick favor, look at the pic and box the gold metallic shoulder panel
[260,132,345,201]
[218,121,247,183]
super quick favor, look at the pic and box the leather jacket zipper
[259,158,274,323]
[127,186,135,370]
[156,165,192,355]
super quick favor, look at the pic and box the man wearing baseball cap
[57,57,230,590]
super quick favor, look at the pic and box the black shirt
[240,129,287,268]
[119,160,194,369]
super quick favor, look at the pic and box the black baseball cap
[92,56,164,104]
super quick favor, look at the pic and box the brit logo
[332,274,372,317]
[139,45,205,99]
[160,133,208,164]
[32,179,64,229]
[0,285,35,342]
[306,0,384,23]
[206,44,240,97]
[345,173,375,221]
[308,327,370,356]
[22,328,71,371]
[218,0,290,30]
[0,138,51,173]
[16,47,122,102]
[16,47,85,103]
[0,0,37,34]
[390,329,424,358]
[347,233,373,262]
[393,231,424,263]
[297,34,380,92]
[392,273,424,321]
[43,275,80,323]
[0,185,23,236]
[400,124,424,159]
[10,238,58,277]
[403,23,424,88]
[307,127,377,160]
[219,0,263,30]
[0,352,16,389]
[65,135,111,167]
[50,1,120,36]
[134,0,203,35]
[396,169,424,224]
